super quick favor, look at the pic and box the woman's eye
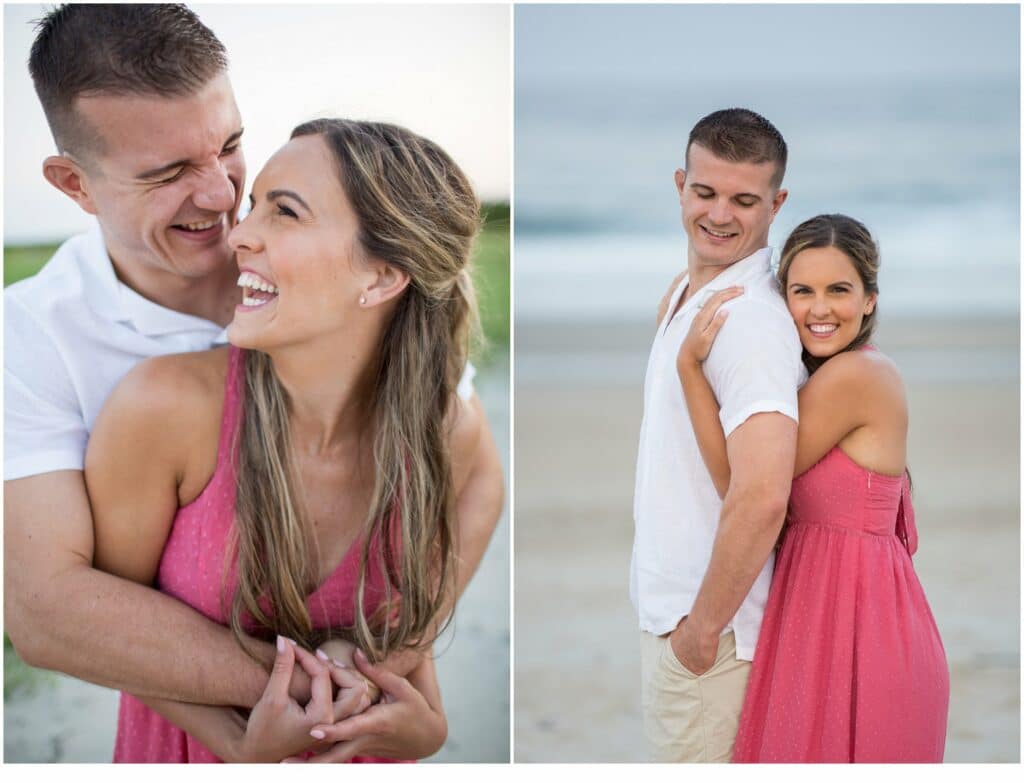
[276,204,297,218]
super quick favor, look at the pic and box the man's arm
[4,470,297,706]
[669,412,796,672]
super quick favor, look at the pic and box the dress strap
[895,474,918,556]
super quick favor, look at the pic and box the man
[630,108,806,762]
[4,4,503,759]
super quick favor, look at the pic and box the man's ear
[42,155,99,215]
[770,188,788,219]
[361,261,411,308]
[674,168,687,202]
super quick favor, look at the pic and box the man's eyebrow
[689,182,761,201]
[135,127,245,180]
[266,189,312,212]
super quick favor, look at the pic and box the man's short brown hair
[685,108,788,189]
[28,4,228,160]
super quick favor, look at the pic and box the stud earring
[359,295,367,305]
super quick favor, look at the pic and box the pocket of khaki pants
[659,635,699,679]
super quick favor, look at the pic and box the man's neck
[109,255,240,327]
[682,245,766,304]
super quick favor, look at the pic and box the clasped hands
[229,635,445,763]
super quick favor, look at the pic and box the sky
[4,3,511,243]
[516,3,1019,87]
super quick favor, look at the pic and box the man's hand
[285,649,446,763]
[229,638,370,763]
[668,616,719,676]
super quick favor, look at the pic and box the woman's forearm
[136,695,247,762]
[679,361,731,498]
[406,652,444,714]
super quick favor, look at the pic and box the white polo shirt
[4,221,475,481]
[630,247,806,661]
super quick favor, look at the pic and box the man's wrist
[682,612,719,643]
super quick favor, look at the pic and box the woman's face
[784,245,876,358]
[226,134,366,351]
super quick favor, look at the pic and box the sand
[514,316,1019,762]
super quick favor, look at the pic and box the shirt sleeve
[4,296,87,480]
[456,360,476,401]
[702,298,803,438]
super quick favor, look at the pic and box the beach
[514,315,1019,762]
[3,356,510,763]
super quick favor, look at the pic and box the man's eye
[221,144,240,157]
[736,200,755,208]
[696,192,713,199]
[157,169,186,185]
[276,204,297,218]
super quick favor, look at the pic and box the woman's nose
[228,213,262,254]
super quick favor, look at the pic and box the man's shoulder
[5,231,98,321]
[718,289,796,336]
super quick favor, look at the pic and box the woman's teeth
[808,324,837,335]
[237,271,279,307]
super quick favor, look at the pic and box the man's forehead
[686,144,776,191]
[75,77,242,167]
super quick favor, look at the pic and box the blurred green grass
[4,633,51,699]
[3,201,510,364]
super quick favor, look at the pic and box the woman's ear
[864,292,877,316]
[360,261,411,308]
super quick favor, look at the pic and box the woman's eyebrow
[266,189,312,212]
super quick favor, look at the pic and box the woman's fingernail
[286,637,297,646]
[276,635,286,652]
[332,658,347,668]
[355,648,367,662]
[310,729,326,740]
[315,649,329,662]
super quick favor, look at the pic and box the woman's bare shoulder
[114,347,230,415]
[806,348,906,411]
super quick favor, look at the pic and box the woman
[675,214,949,762]
[85,119,485,762]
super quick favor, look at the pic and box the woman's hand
[677,286,743,370]
[229,636,359,763]
[284,649,447,763]
[317,637,379,709]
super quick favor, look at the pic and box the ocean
[515,77,1020,322]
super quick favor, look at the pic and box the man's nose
[192,161,236,214]
[708,198,732,225]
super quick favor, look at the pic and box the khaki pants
[640,629,750,762]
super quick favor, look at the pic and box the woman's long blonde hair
[229,119,480,661]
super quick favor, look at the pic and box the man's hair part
[686,108,788,189]
[29,4,228,161]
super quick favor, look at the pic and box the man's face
[675,143,787,270]
[73,74,245,283]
